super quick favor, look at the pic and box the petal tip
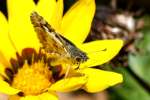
[114,73,124,84]
[115,39,124,49]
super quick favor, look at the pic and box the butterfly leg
[65,65,71,78]
[74,63,80,70]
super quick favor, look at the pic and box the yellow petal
[20,95,39,100]
[61,0,95,44]
[39,92,58,100]
[80,40,123,68]
[0,76,2,80]
[0,79,20,95]
[48,76,87,92]
[0,63,7,78]
[0,12,8,34]
[0,12,16,62]
[7,0,40,53]
[36,0,57,29]
[53,0,64,31]
[9,95,21,100]
[20,92,58,100]
[81,68,123,93]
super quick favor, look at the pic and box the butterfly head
[75,53,88,63]
[71,49,89,64]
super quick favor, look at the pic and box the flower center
[4,48,64,96]
[12,61,52,95]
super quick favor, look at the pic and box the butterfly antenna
[86,48,107,54]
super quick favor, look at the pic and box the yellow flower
[0,0,123,100]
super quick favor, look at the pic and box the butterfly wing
[30,12,68,56]
[30,12,89,78]
[30,12,88,66]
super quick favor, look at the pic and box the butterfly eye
[75,57,81,62]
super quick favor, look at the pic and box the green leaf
[142,15,150,31]
[129,15,150,85]
[130,16,150,85]
[137,32,150,53]
[137,15,150,53]
[109,68,150,100]
[129,54,150,85]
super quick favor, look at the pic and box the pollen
[12,61,52,95]
[3,48,64,96]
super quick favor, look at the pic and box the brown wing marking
[30,12,67,55]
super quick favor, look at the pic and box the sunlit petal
[0,12,16,62]
[53,0,64,31]
[9,95,21,100]
[81,68,123,93]
[0,79,20,95]
[61,0,95,44]
[7,0,40,53]
[0,63,7,78]
[36,0,57,29]
[0,12,8,34]
[48,76,87,92]
[20,92,58,100]
[39,92,58,100]
[20,95,39,100]
[79,40,123,68]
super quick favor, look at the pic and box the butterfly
[30,12,88,76]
